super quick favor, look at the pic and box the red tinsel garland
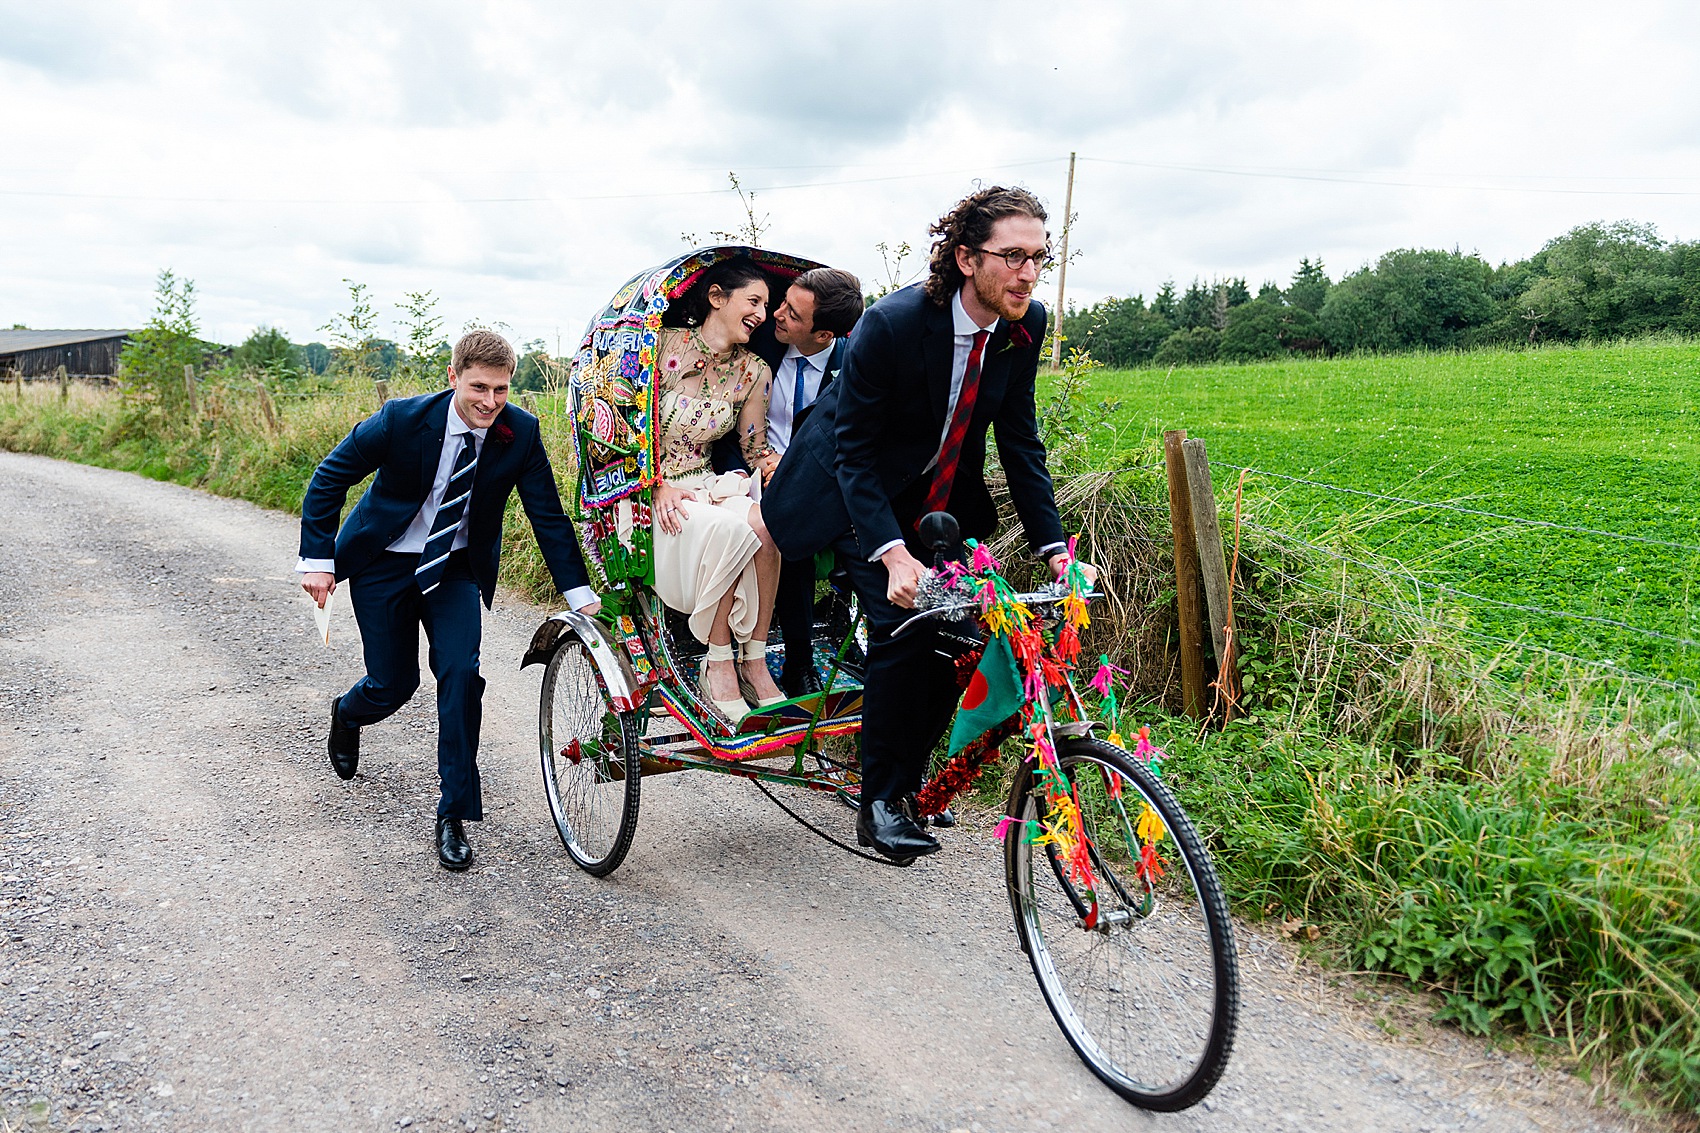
[916,715,1021,815]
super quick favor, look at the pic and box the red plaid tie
[918,328,989,526]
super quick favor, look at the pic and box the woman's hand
[653,482,697,536]
[753,451,781,484]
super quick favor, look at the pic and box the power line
[0,158,1064,207]
[1216,463,1700,554]
[1079,156,1700,197]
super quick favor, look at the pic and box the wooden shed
[0,329,134,378]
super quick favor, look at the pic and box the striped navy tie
[415,433,477,594]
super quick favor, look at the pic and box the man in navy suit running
[298,330,598,871]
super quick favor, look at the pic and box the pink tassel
[993,815,1017,840]
[969,542,999,573]
[1088,663,1115,697]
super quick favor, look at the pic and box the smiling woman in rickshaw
[649,258,786,723]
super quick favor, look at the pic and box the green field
[1083,340,1700,686]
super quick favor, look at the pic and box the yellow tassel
[1136,803,1167,846]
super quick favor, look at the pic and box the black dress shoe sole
[438,853,473,872]
[854,823,939,864]
[855,828,916,866]
[929,810,957,828]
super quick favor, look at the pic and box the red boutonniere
[491,421,514,445]
[1002,323,1034,353]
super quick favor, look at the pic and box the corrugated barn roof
[0,329,135,353]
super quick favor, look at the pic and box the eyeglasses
[974,246,1053,272]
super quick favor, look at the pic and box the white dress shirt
[297,401,599,609]
[765,344,829,456]
[869,289,1064,565]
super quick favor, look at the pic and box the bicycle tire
[538,636,642,877]
[1006,735,1239,1110]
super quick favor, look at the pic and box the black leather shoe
[930,807,957,828]
[856,799,940,863]
[436,817,473,871]
[327,699,359,781]
[782,665,824,699]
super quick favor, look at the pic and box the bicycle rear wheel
[1007,735,1238,1110]
[539,636,642,877]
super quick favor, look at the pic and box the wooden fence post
[183,364,199,415]
[1163,429,1206,720]
[374,378,391,406]
[255,380,282,434]
[56,364,68,402]
[1182,438,1243,720]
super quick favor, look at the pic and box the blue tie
[791,355,809,422]
[416,434,477,594]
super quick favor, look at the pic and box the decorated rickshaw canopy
[563,245,825,590]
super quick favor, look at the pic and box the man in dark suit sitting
[297,330,599,871]
[763,187,1086,863]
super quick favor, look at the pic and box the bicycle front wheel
[539,636,642,877]
[1007,735,1239,1110]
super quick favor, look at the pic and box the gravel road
[0,452,1660,1133]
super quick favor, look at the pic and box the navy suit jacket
[763,284,1063,561]
[711,331,848,475]
[298,390,590,608]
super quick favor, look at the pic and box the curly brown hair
[923,186,1049,307]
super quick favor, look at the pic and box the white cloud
[2,0,1699,345]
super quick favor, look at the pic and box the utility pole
[1050,151,1077,369]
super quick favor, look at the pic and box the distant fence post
[1163,429,1207,720]
[183,364,199,415]
[56,364,68,402]
[1182,438,1243,720]
[11,368,21,399]
[374,378,391,406]
[255,380,282,435]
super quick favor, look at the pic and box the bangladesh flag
[948,634,1026,757]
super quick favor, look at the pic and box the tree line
[1060,220,1700,368]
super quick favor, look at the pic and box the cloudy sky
[4,0,1700,348]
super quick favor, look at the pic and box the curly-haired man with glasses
[763,186,1092,863]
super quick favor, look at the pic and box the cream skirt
[652,471,762,643]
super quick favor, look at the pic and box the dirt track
[0,452,1658,1133]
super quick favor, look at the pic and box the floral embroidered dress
[650,327,775,643]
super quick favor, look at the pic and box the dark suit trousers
[338,550,487,821]
[775,556,817,691]
[832,533,963,806]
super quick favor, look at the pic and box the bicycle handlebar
[891,577,1100,638]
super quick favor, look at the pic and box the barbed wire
[1214,462,1700,554]
[1242,521,1699,650]
[1251,560,1698,693]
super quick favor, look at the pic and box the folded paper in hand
[312,587,333,645]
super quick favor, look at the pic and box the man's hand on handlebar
[301,571,336,609]
[881,544,927,609]
[1048,552,1099,588]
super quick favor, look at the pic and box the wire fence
[1207,460,1699,692]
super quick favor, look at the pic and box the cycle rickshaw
[520,246,1240,1111]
